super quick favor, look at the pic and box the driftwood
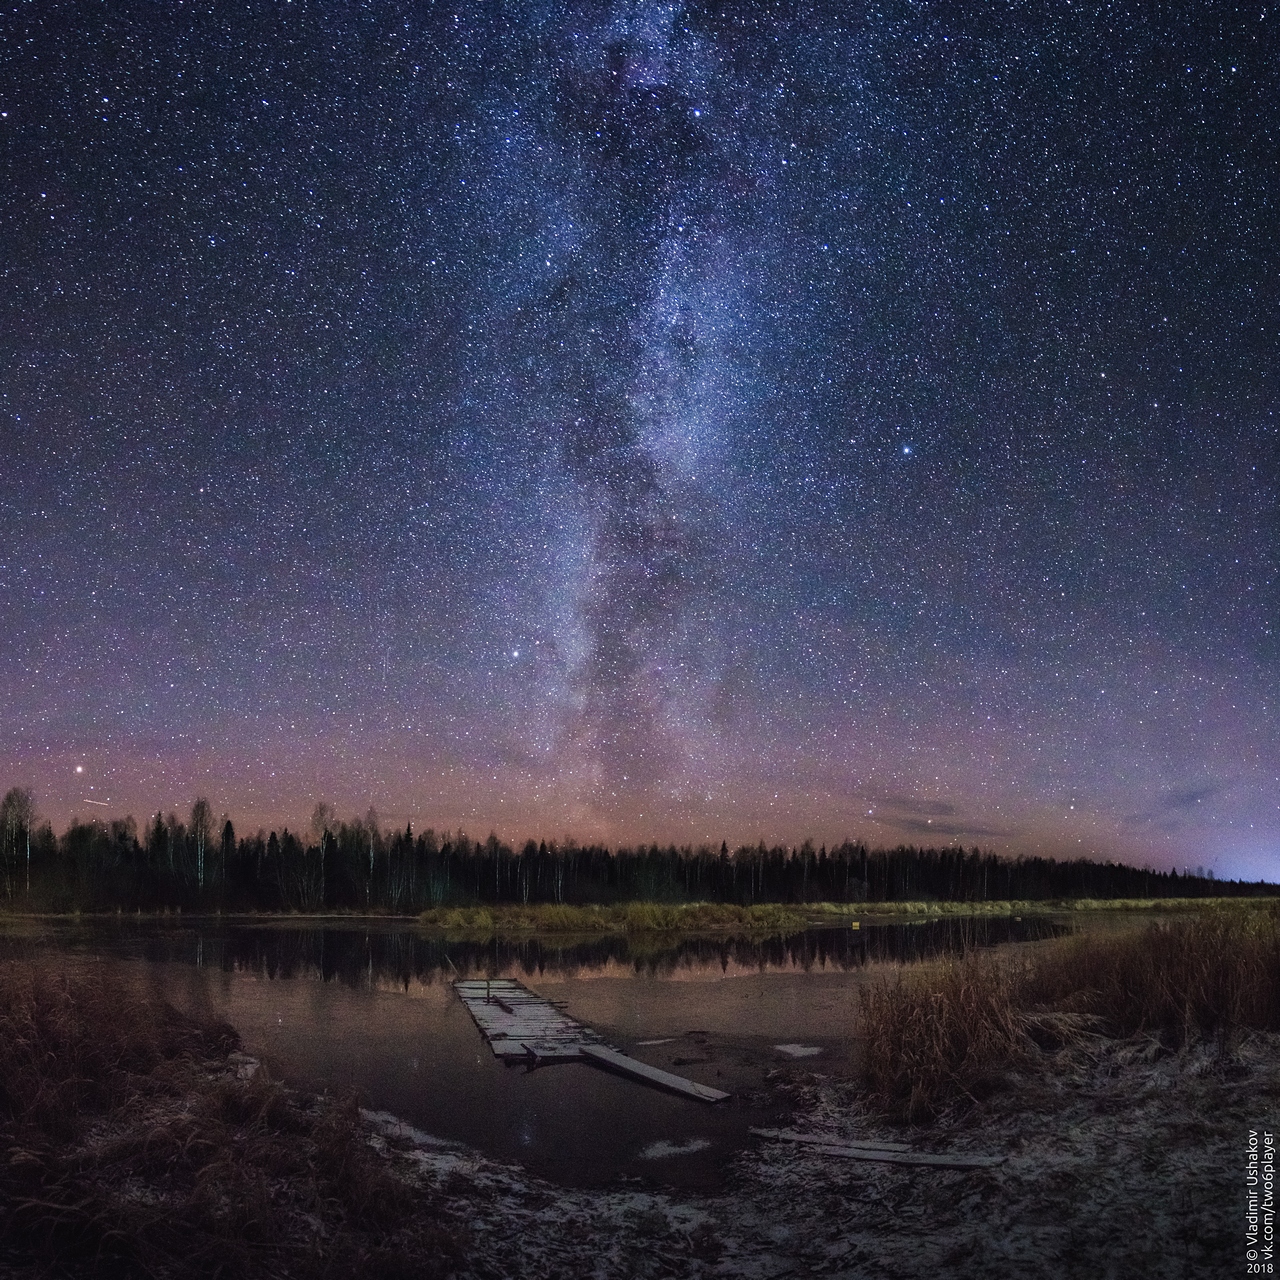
[750,1127,1004,1169]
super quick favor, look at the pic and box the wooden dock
[454,977,730,1103]
[452,978,605,1063]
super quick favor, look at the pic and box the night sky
[2,1,1277,878]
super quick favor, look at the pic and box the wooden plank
[750,1127,912,1153]
[751,1128,1003,1168]
[516,1041,585,1063]
[806,1144,1004,1169]
[580,1044,730,1103]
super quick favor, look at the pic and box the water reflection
[1,914,1073,1190]
[28,914,1071,987]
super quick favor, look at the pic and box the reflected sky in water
[3,917,1070,1188]
[23,914,1069,984]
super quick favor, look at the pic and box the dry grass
[860,906,1280,1121]
[0,958,460,1278]
[827,895,1279,917]
[417,900,805,935]
[415,896,1279,935]
[1021,907,1280,1037]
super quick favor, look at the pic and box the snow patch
[638,1138,713,1160]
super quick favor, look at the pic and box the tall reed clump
[0,959,459,1278]
[860,949,1032,1123]
[860,907,1280,1121]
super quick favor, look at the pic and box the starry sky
[2,1,1277,878]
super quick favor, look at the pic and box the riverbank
[416,901,807,934]
[4,909,1271,1276]
[409,908,1273,1275]
[859,904,1280,1119]
[3,959,1260,1278]
[3,894,1274,934]
[421,896,1279,936]
[0,957,462,1278]
[814,894,1279,918]
[372,1028,1269,1278]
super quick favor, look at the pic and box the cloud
[870,815,1015,840]
[874,793,958,818]
[1122,783,1224,828]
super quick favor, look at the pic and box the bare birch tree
[190,798,213,891]
[0,787,34,896]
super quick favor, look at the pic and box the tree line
[0,788,1265,914]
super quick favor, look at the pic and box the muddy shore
[370,1031,1274,1278]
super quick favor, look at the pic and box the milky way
[1,2,1277,876]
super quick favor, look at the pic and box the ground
[368,1032,1278,1280]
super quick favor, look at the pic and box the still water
[5,915,1069,1189]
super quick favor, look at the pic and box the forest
[0,787,1263,914]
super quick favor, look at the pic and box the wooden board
[803,1144,1004,1170]
[580,1044,731,1103]
[751,1127,1004,1168]
[750,1127,912,1152]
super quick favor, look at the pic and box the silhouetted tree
[190,798,213,892]
[0,787,35,897]
[0,778,1268,911]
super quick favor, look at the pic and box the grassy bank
[860,906,1280,1121]
[0,959,459,1278]
[814,895,1279,918]
[416,900,806,935]
[416,896,1276,935]
[2,895,1271,927]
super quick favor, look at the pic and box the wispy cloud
[1122,783,1224,828]
[873,793,958,818]
[870,814,1015,840]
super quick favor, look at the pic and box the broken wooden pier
[454,977,730,1103]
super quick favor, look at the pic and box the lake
[1,914,1070,1189]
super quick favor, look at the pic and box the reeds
[1021,907,1280,1039]
[859,949,1030,1123]
[860,906,1280,1121]
[0,958,459,1277]
[0,960,234,1138]
[417,900,805,935]
[841,895,1279,917]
